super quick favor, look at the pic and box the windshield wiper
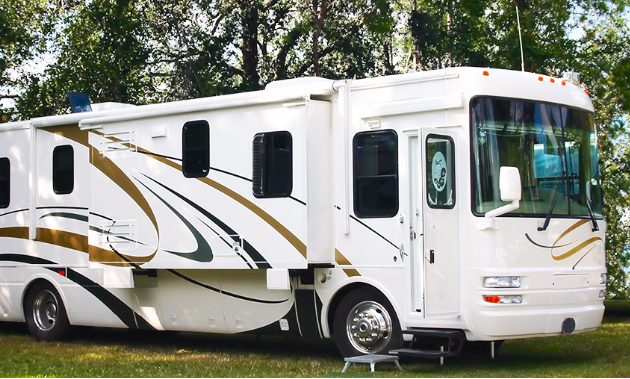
[584,193,599,231]
[537,171,565,231]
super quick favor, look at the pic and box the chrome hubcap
[33,290,58,331]
[346,301,392,354]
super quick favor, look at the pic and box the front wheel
[24,281,71,341]
[333,287,401,357]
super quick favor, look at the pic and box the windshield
[471,97,602,217]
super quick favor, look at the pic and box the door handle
[429,250,435,264]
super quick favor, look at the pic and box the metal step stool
[342,354,403,373]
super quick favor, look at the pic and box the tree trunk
[240,1,260,88]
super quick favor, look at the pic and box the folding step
[389,328,465,365]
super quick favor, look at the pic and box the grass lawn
[0,301,629,377]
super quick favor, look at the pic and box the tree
[577,10,630,298]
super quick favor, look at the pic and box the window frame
[252,131,293,198]
[182,120,210,178]
[52,145,74,195]
[352,129,399,218]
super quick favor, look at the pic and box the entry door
[422,129,460,318]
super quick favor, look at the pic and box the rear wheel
[333,287,401,357]
[25,281,71,341]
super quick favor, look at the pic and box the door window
[426,135,455,208]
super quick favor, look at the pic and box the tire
[24,281,71,341]
[333,287,401,357]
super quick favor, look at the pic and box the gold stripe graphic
[335,249,360,277]
[0,226,152,266]
[551,236,603,261]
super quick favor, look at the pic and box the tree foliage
[2,0,630,295]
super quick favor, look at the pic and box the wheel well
[22,279,52,316]
[326,282,385,336]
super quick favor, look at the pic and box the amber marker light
[538,76,544,81]
[483,70,490,76]
[562,80,566,86]
[550,78,555,83]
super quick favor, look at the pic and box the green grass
[0,302,629,377]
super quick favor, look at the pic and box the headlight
[600,273,608,285]
[484,276,521,288]
[484,295,522,304]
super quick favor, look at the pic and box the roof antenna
[516,6,525,72]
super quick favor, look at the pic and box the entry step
[389,328,465,365]
[389,348,452,358]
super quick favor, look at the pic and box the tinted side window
[182,120,210,178]
[353,130,398,218]
[53,145,74,195]
[426,135,455,208]
[252,131,292,198]
[0,158,9,208]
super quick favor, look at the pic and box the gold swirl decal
[525,219,602,264]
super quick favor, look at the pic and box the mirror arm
[485,200,520,219]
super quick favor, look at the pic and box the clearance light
[483,71,490,76]
[599,290,606,299]
[484,276,521,288]
[561,80,566,86]
[550,78,555,83]
[584,89,590,95]
[538,76,544,81]
[600,273,608,285]
[484,295,522,304]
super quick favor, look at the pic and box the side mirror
[483,166,522,224]
[500,166,522,202]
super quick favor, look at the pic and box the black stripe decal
[39,212,89,222]
[136,172,271,268]
[349,214,398,250]
[137,151,181,161]
[0,254,154,330]
[188,213,254,269]
[89,212,114,221]
[0,208,29,218]
[134,178,214,263]
[167,269,289,304]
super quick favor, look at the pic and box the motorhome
[0,67,606,359]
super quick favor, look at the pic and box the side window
[353,130,399,218]
[426,135,455,208]
[182,120,210,178]
[0,158,9,208]
[53,145,74,195]
[252,131,292,198]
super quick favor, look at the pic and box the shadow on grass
[63,325,342,361]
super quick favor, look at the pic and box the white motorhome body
[0,67,606,357]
